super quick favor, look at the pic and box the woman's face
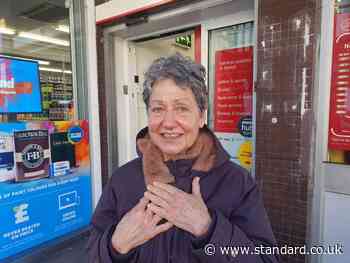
[148,78,205,160]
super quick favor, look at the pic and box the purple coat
[87,127,279,263]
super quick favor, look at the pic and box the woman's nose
[162,110,177,128]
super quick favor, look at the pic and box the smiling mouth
[161,133,182,139]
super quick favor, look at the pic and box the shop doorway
[133,29,196,133]
[111,29,197,168]
[103,0,255,178]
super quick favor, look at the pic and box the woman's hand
[111,197,173,254]
[145,177,212,237]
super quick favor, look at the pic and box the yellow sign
[237,140,252,169]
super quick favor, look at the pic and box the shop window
[208,22,254,171]
[0,0,74,122]
[328,0,350,164]
[0,1,92,260]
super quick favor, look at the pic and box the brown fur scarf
[137,130,217,185]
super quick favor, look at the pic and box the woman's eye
[151,107,163,113]
[176,106,189,112]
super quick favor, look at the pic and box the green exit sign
[175,35,191,48]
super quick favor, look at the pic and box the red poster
[328,13,350,150]
[214,47,253,133]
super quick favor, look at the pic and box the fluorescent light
[39,67,72,74]
[0,27,15,35]
[18,32,70,46]
[56,25,70,33]
[38,60,50,65]
[40,67,61,73]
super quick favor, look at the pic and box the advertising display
[328,12,350,151]
[213,47,253,170]
[0,57,42,113]
[0,120,92,260]
[14,129,50,181]
[214,47,253,132]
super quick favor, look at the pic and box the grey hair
[143,53,208,112]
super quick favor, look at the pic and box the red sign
[214,47,253,133]
[328,13,350,150]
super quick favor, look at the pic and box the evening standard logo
[22,144,44,169]
[13,203,29,224]
[204,244,344,257]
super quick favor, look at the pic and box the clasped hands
[111,177,212,254]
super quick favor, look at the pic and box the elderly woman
[87,54,278,263]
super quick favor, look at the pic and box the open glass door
[113,29,197,166]
[207,22,255,172]
[133,29,196,133]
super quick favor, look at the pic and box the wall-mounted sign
[328,12,350,150]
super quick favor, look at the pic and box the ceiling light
[0,27,15,35]
[39,67,72,74]
[38,60,50,65]
[18,32,70,46]
[56,25,70,33]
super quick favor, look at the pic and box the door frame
[201,12,256,175]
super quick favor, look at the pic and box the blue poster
[0,121,92,260]
[0,57,42,113]
[0,174,92,259]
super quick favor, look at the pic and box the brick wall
[255,1,321,262]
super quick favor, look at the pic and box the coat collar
[136,125,230,185]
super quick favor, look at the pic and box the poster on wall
[0,120,92,260]
[213,47,253,170]
[328,12,350,150]
[216,132,253,170]
[214,47,253,133]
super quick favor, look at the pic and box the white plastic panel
[323,191,350,263]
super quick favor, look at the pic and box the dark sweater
[87,127,279,263]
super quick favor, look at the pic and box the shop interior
[0,0,73,121]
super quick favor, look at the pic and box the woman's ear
[199,112,205,128]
